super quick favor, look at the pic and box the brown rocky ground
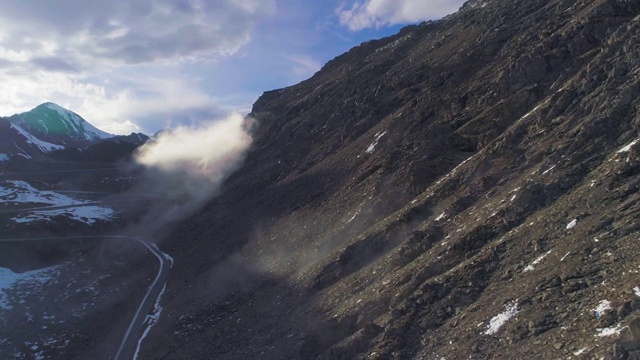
[139,0,640,359]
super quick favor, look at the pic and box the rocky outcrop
[145,0,640,359]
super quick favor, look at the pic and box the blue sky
[0,0,466,134]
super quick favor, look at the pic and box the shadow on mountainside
[139,0,640,358]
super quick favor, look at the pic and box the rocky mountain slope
[138,0,640,359]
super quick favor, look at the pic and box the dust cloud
[136,112,252,183]
[126,112,253,238]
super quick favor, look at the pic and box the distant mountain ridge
[0,102,148,162]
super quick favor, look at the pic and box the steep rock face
[148,0,640,359]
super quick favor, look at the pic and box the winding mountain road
[115,238,172,360]
[0,234,172,360]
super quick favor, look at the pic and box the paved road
[114,237,171,360]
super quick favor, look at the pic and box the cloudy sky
[0,0,466,135]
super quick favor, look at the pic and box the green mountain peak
[9,102,112,145]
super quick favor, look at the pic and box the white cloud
[337,0,466,31]
[0,1,276,65]
[286,55,323,78]
[0,62,238,134]
[74,67,236,134]
[0,0,276,134]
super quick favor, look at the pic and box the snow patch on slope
[523,250,552,272]
[10,124,64,152]
[593,300,611,318]
[43,103,111,140]
[366,131,387,154]
[596,323,624,337]
[12,206,113,225]
[484,301,519,335]
[0,180,83,206]
[618,138,639,153]
[0,266,59,310]
[0,180,113,224]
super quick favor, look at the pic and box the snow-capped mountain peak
[10,102,113,145]
[0,102,119,158]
